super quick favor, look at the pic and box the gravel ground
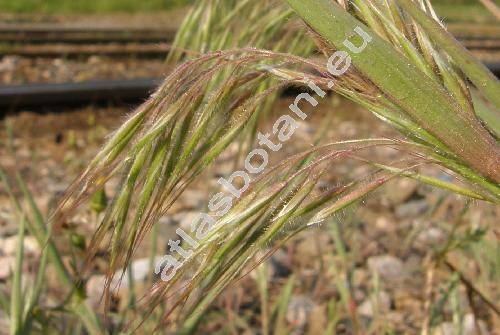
[0,11,498,334]
[0,96,498,334]
[0,55,170,85]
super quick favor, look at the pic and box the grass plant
[51,0,499,331]
[1,0,498,333]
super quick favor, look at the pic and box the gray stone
[414,227,446,251]
[395,199,429,218]
[47,181,69,195]
[367,254,405,281]
[287,295,316,328]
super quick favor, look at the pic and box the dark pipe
[1,62,499,112]
[0,78,162,111]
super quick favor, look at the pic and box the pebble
[367,254,405,282]
[1,235,40,256]
[434,314,490,335]
[338,121,357,137]
[47,181,69,195]
[357,291,391,317]
[296,232,331,259]
[287,295,316,329]
[172,211,200,231]
[294,120,315,140]
[383,178,419,206]
[0,55,20,72]
[0,256,16,280]
[463,313,489,335]
[374,215,397,233]
[86,257,162,307]
[352,268,368,288]
[123,257,162,285]
[395,199,429,218]
[86,275,108,308]
[414,227,446,251]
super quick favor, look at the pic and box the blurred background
[0,0,498,334]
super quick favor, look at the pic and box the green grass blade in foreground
[10,214,25,335]
[255,263,269,335]
[272,274,295,335]
[18,176,104,335]
[15,174,72,288]
[370,162,497,201]
[0,168,105,335]
[23,239,49,328]
[284,0,500,184]
[0,290,8,316]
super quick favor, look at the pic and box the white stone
[0,256,16,280]
[433,315,490,335]
[86,275,107,308]
[86,257,163,307]
[1,236,40,256]
[122,257,162,285]
[357,291,391,317]
[463,313,489,335]
[173,211,201,231]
